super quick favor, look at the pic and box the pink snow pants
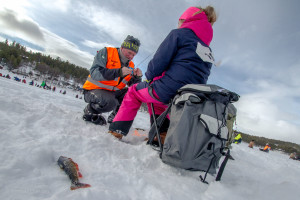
[109,82,168,135]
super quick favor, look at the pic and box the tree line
[0,39,89,84]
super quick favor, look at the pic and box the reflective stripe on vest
[87,76,130,91]
[87,76,119,91]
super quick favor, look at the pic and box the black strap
[215,149,231,181]
[148,103,172,145]
[150,103,163,153]
[199,143,216,184]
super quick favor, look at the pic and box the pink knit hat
[179,7,201,20]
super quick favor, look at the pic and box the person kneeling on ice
[108,6,217,140]
[259,143,271,152]
[82,35,142,125]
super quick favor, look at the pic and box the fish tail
[70,182,91,190]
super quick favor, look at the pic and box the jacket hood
[179,7,200,20]
[180,12,213,46]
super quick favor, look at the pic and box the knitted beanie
[121,35,141,53]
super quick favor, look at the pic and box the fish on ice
[57,156,91,190]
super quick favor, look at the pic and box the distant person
[14,77,21,82]
[41,81,46,88]
[290,152,297,159]
[41,81,48,89]
[63,90,66,95]
[248,140,255,148]
[82,35,142,125]
[109,6,217,139]
[259,143,271,153]
[234,133,242,144]
[76,94,78,98]
[289,152,300,160]
[52,86,56,92]
[29,80,34,86]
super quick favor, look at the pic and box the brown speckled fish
[57,156,91,190]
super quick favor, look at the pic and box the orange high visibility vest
[263,145,270,150]
[83,47,134,91]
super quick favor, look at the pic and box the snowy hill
[0,71,300,200]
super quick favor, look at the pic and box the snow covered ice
[0,72,300,200]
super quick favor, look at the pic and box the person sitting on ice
[289,152,300,160]
[290,152,297,160]
[259,143,271,153]
[108,6,217,140]
[248,140,255,148]
[14,76,21,82]
[233,132,242,144]
[41,80,46,88]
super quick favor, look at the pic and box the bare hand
[133,68,143,77]
[121,67,133,76]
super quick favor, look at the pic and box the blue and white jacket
[145,28,214,104]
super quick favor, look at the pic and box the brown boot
[159,132,167,144]
[108,131,123,139]
[151,132,167,145]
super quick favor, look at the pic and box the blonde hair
[194,6,217,25]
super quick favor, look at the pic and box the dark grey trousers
[83,88,128,114]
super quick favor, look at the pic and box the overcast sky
[1,0,300,144]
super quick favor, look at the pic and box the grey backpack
[150,84,239,182]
